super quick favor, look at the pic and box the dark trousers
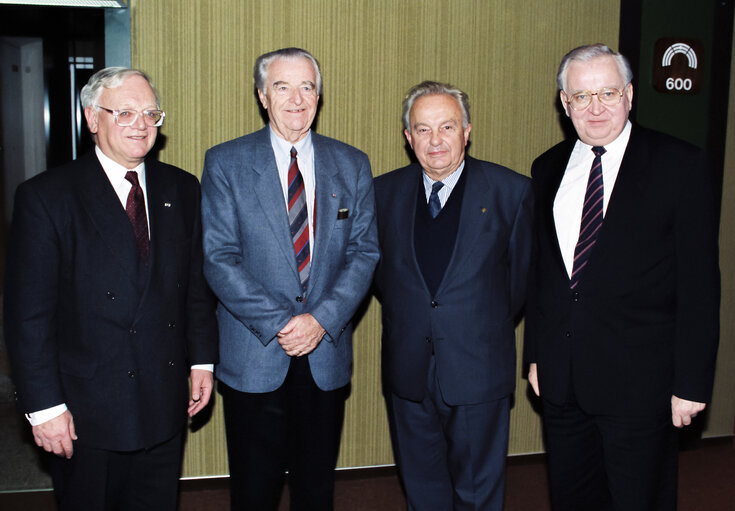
[388,356,510,511]
[49,430,184,511]
[220,356,348,511]
[542,396,678,511]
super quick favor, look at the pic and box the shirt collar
[95,145,146,186]
[268,125,313,161]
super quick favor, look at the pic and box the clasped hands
[278,313,326,357]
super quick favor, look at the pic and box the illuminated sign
[653,38,703,94]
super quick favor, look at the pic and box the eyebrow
[271,80,316,88]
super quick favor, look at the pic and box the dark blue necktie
[429,181,444,218]
[570,146,606,289]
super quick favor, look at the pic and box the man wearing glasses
[524,44,720,510]
[4,67,218,510]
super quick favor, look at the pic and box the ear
[84,106,99,133]
[257,89,268,109]
[463,123,472,146]
[625,82,634,109]
[559,90,571,117]
[404,128,413,149]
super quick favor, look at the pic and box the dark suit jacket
[4,152,218,451]
[524,125,720,416]
[374,156,533,405]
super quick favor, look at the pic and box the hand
[528,363,540,397]
[671,395,706,428]
[188,369,214,417]
[32,410,77,459]
[277,313,326,357]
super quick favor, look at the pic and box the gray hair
[254,47,322,95]
[80,67,160,109]
[402,81,470,132]
[557,43,633,91]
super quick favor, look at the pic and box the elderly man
[201,47,379,510]
[4,67,218,510]
[524,44,720,510]
[373,81,533,510]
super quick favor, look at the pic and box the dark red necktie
[125,171,150,262]
[570,146,606,289]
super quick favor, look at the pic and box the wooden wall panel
[130,0,622,476]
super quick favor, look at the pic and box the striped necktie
[570,145,606,289]
[288,147,311,291]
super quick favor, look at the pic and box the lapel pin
[164,202,172,208]
[332,193,336,198]
[481,207,487,213]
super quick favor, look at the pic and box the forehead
[266,57,317,84]
[566,56,624,90]
[410,94,462,122]
[100,75,156,106]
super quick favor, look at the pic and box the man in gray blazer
[201,47,379,510]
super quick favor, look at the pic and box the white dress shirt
[553,121,632,277]
[269,126,316,261]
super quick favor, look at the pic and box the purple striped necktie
[288,147,311,292]
[570,146,606,289]
[124,171,150,262]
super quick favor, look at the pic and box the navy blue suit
[374,156,532,510]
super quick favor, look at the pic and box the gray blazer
[201,127,379,393]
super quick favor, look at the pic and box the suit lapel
[310,134,340,291]
[436,158,488,293]
[544,141,575,277]
[251,128,301,282]
[588,126,649,268]
[76,153,141,286]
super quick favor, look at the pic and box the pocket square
[337,208,349,220]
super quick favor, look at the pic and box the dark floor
[0,437,733,510]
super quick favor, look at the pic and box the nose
[291,89,304,105]
[589,94,605,114]
[430,129,442,146]
[131,111,147,129]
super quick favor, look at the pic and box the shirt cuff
[26,403,67,426]
[191,364,214,372]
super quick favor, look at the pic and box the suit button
[168,360,175,366]
[129,328,137,335]
[425,337,431,343]
[430,301,438,308]
[107,291,115,300]
[168,321,176,328]
[564,331,572,338]
[128,370,136,378]
[296,296,304,302]
[572,292,580,302]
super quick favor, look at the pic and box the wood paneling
[130,0,626,477]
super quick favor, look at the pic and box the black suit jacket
[524,125,720,416]
[374,157,533,405]
[4,152,218,451]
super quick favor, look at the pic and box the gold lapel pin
[481,207,487,213]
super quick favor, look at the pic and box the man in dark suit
[373,81,533,510]
[524,44,720,510]
[201,47,379,510]
[4,67,218,510]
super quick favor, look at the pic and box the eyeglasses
[95,105,166,127]
[564,88,625,111]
